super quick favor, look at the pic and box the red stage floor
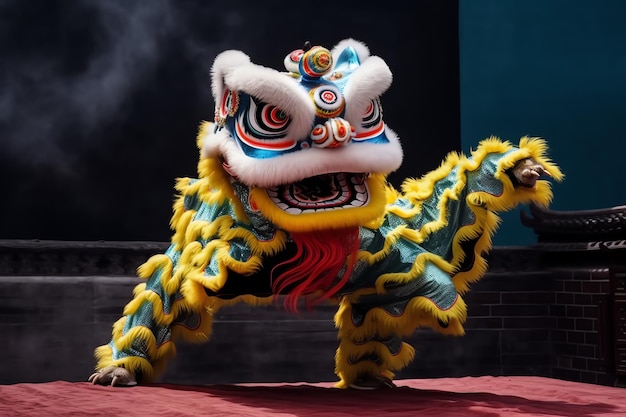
[1,376,625,416]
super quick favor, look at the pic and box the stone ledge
[0,240,544,277]
[0,240,169,276]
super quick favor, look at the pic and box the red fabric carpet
[1,376,624,416]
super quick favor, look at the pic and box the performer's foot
[349,374,396,390]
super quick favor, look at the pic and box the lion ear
[331,38,371,63]
[210,50,251,113]
[341,56,392,134]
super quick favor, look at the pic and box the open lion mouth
[265,173,370,214]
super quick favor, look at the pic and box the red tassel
[271,227,360,312]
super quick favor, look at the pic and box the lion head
[200,38,403,233]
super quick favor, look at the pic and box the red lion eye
[262,106,289,128]
[272,108,287,121]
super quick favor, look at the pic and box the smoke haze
[0,0,460,240]
[1,0,194,171]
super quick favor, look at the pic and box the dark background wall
[1,0,461,242]
[5,1,625,247]
[459,0,626,245]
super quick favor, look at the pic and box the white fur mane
[202,126,403,188]
[202,39,403,188]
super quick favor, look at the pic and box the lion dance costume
[91,39,562,389]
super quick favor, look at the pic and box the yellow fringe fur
[331,137,562,387]
[365,137,562,296]
[97,135,562,385]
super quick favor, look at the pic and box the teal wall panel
[459,0,626,245]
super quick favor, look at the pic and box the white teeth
[265,174,369,213]
[350,175,364,184]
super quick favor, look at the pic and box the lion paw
[88,366,137,387]
[512,158,551,187]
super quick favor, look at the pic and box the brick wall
[549,268,615,385]
[403,262,625,387]
[465,271,554,377]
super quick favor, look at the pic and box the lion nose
[310,117,355,148]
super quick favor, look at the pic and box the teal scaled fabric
[343,148,517,315]
[109,147,516,363]
[109,178,279,364]
[110,245,181,363]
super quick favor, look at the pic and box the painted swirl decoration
[284,49,304,73]
[300,46,333,78]
[309,84,345,118]
[234,97,296,151]
[354,98,385,141]
[310,118,354,148]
